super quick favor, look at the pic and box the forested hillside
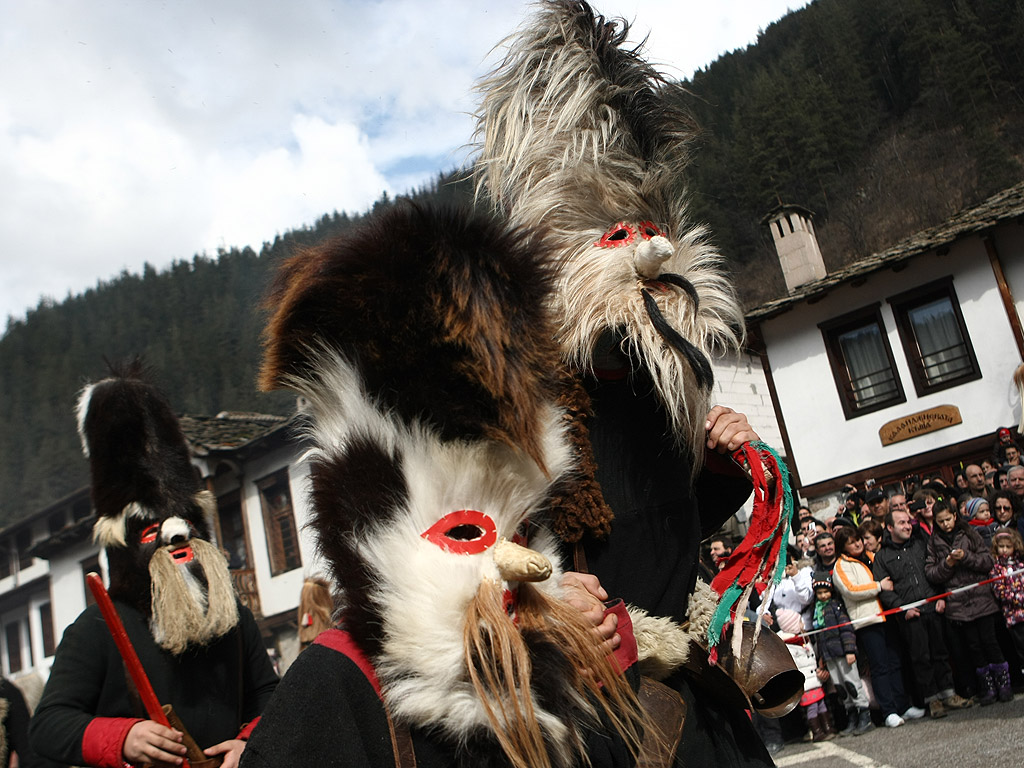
[2,0,1023,525]
[684,0,1024,301]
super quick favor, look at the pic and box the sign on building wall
[879,405,963,446]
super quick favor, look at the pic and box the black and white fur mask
[260,202,642,768]
[475,0,746,475]
[76,364,238,654]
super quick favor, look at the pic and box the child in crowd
[964,497,996,547]
[776,608,837,742]
[810,573,874,735]
[774,546,814,630]
[925,502,1011,704]
[990,529,1024,665]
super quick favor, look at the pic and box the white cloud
[0,0,807,326]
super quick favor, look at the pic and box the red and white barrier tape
[784,566,1024,642]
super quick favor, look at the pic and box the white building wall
[49,538,102,642]
[711,350,784,523]
[239,447,322,621]
[761,233,1021,488]
[712,350,783,452]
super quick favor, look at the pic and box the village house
[747,182,1024,514]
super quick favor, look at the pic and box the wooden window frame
[256,469,302,577]
[887,276,981,397]
[15,529,32,571]
[81,554,101,607]
[40,602,55,658]
[819,303,906,420]
[5,622,21,674]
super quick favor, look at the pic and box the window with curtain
[820,304,906,419]
[890,278,980,395]
[257,469,302,577]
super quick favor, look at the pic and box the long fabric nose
[634,235,674,278]
[493,538,552,582]
[160,516,192,546]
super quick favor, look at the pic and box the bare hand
[936,599,946,614]
[123,720,186,767]
[879,577,893,591]
[560,572,620,652]
[816,667,829,682]
[905,607,921,620]
[951,549,964,562]
[205,738,247,768]
[705,406,760,454]
[845,653,856,666]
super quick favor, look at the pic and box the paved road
[771,695,1024,768]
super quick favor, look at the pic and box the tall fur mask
[260,201,643,767]
[474,0,746,476]
[76,361,237,652]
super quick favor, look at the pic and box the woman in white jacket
[833,527,911,729]
[773,546,814,628]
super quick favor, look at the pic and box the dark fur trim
[260,201,562,472]
[545,374,614,543]
[308,434,408,658]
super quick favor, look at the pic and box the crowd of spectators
[713,427,1024,755]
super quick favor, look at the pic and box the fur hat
[75,361,237,650]
[474,0,744,478]
[259,200,643,766]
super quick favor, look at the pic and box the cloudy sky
[1,0,808,327]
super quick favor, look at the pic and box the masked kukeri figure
[240,202,650,768]
[474,2,799,764]
[30,363,279,768]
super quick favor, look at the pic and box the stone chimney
[763,205,826,293]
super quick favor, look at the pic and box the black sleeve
[696,454,754,538]
[240,645,394,768]
[1,679,47,768]
[238,607,280,725]
[28,609,109,765]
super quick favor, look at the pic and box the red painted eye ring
[421,510,497,555]
[595,222,636,248]
[140,523,159,544]
[638,221,666,239]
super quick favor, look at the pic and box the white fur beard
[149,538,239,654]
[554,232,742,476]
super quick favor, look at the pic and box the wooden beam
[984,234,1024,361]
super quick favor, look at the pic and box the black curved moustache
[640,288,714,391]
[654,273,700,310]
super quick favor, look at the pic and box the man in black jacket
[30,366,278,767]
[871,510,968,718]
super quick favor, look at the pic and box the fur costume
[475,0,744,477]
[244,202,645,768]
[30,363,279,767]
[474,2,797,764]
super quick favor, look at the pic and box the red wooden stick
[85,572,170,727]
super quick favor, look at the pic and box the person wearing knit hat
[964,497,997,547]
[810,574,873,735]
[776,608,804,637]
[963,496,987,520]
